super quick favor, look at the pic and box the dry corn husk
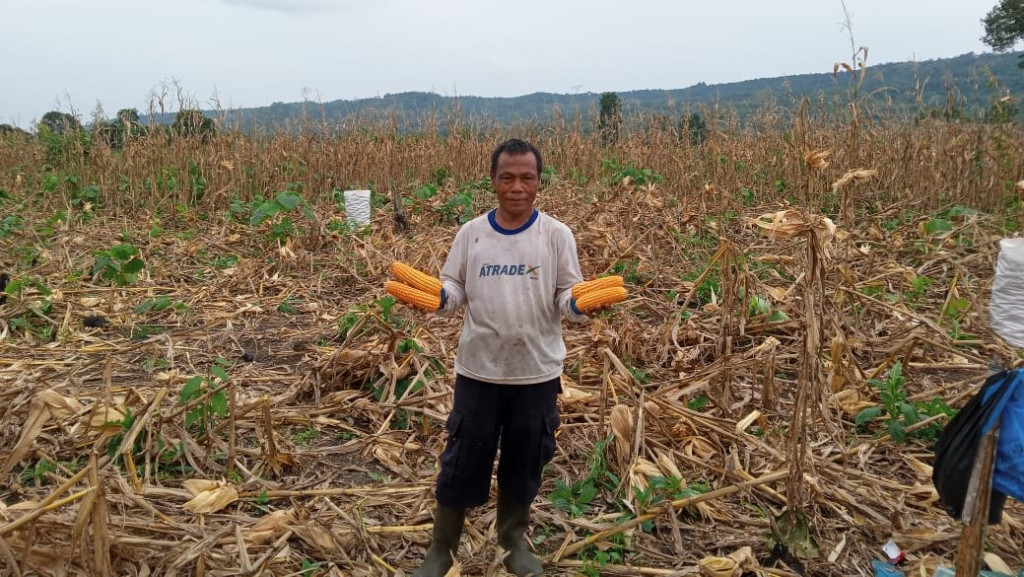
[984,553,1014,574]
[37,389,83,417]
[291,521,337,552]
[832,169,876,190]
[699,546,759,577]
[655,450,682,479]
[182,479,239,514]
[246,509,298,544]
[804,149,831,170]
[909,482,940,505]
[831,389,874,417]
[633,458,661,478]
[559,384,596,406]
[89,403,127,431]
[610,404,634,458]
[680,437,718,461]
[747,209,836,246]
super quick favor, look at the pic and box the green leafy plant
[294,427,319,447]
[130,324,164,340]
[687,394,710,411]
[403,183,439,213]
[923,217,953,236]
[141,357,170,372]
[326,218,352,235]
[748,294,790,322]
[611,258,649,286]
[681,267,721,306]
[180,361,231,435]
[912,397,958,442]
[249,191,315,243]
[92,243,145,286]
[1,214,24,238]
[942,297,975,341]
[620,356,651,384]
[905,275,933,304]
[134,296,189,314]
[103,406,188,478]
[300,558,323,577]
[549,435,619,518]
[579,533,628,573]
[438,180,489,224]
[188,159,206,204]
[20,458,56,487]
[601,158,662,187]
[252,489,271,516]
[550,478,599,518]
[337,311,361,338]
[855,361,920,442]
[278,295,301,314]
[211,254,239,269]
[3,278,55,341]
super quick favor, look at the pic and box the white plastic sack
[991,237,1024,349]
[344,189,372,227]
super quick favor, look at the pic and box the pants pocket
[538,411,560,468]
[439,411,463,480]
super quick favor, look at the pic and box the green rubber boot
[412,505,465,577]
[497,496,544,576]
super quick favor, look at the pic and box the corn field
[1,102,1023,576]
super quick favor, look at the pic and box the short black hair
[490,138,542,178]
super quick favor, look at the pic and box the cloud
[221,0,348,14]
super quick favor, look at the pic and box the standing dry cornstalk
[713,238,740,417]
[832,168,876,228]
[747,205,836,518]
[789,221,821,513]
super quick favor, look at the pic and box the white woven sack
[344,190,372,227]
[991,237,1024,349]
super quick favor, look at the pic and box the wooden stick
[954,423,1000,576]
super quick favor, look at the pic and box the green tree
[0,124,28,136]
[103,108,143,149]
[37,111,90,165]
[39,111,81,135]
[598,91,622,146]
[172,109,216,139]
[983,0,1024,68]
[680,112,707,146]
[984,96,1020,123]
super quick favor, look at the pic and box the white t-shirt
[439,209,589,384]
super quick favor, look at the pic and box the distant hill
[149,51,1024,132]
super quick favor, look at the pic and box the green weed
[92,243,145,286]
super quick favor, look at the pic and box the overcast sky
[0,0,998,128]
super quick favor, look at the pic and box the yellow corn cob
[386,281,441,311]
[390,262,442,295]
[572,275,624,299]
[575,286,627,312]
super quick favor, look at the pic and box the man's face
[492,152,540,219]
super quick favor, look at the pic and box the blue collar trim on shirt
[488,209,538,235]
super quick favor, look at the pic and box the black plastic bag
[932,369,1021,523]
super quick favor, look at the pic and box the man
[413,139,595,577]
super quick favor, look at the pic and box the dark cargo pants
[435,374,561,508]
